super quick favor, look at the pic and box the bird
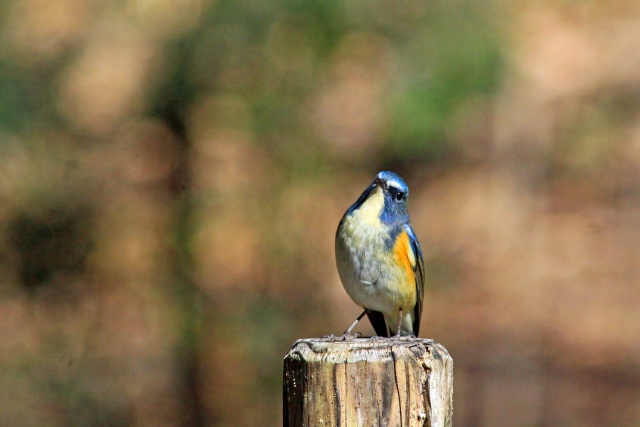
[335,171,424,337]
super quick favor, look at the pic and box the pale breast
[336,212,414,313]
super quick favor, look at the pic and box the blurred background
[1,0,639,425]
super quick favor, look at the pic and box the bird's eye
[396,192,405,201]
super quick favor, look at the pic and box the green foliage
[0,62,33,131]
[385,1,503,162]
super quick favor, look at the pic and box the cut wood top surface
[286,336,451,364]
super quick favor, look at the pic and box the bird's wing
[404,223,425,336]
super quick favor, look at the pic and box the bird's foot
[323,332,362,341]
[340,331,362,340]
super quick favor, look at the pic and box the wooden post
[283,337,453,427]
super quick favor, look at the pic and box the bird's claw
[339,331,362,340]
[323,332,362,341]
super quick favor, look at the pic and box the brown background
[0,0,639,425]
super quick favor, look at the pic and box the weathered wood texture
[283,337,453,427]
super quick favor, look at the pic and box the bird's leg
[344,310,367,335]
[394,308,403,338]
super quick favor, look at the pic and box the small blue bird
[335,171,425,337]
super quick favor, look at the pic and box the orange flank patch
[393,231,416,301]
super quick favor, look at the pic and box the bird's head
[345,171,410,224]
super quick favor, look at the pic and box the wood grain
[283,337,453,427]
